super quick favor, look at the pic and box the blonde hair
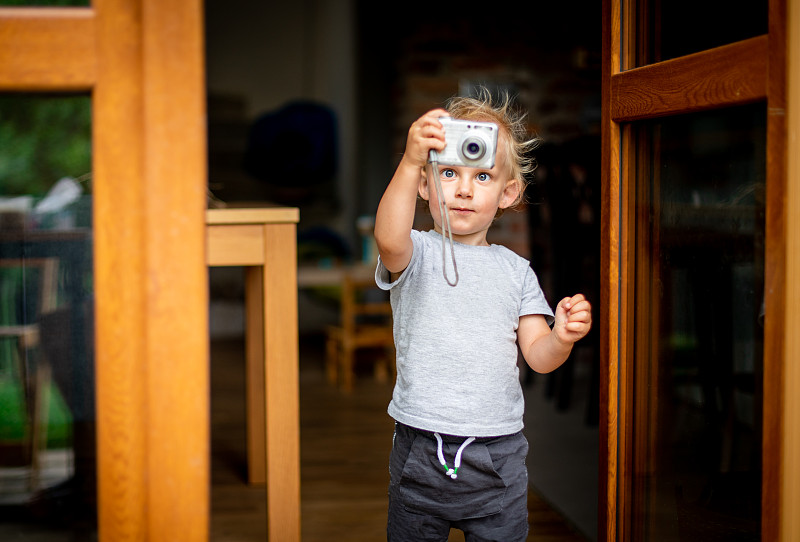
[445,87,539,209]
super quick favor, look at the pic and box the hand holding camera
[433,117,498,169]
[400,111,499,171]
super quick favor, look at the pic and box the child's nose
[455,178,472,197]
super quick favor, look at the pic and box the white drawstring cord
[427,150,459,287]
[434,433,476,480]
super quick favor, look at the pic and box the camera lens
[462,137,485,160]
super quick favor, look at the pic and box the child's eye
[441,169,456,179]
[476,172,491,182]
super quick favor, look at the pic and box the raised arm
[517,294,593,373]
[374,109,448,274]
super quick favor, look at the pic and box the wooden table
[297,261,376,288]
[206,207,300,542]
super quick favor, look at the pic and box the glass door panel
[628,103,765,540]
[631,0,767,67]
[0,94,95,539]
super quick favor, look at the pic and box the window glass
[633,0,767,66]
[0,94,95,539]
[629,103,765,539]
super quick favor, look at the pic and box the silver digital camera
[436,117,498,169]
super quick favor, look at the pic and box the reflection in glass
[629,104,765,540]
[632,0,767,66]
[0,95,95,538]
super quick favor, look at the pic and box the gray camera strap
[427,150,459,287]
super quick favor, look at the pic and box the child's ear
[418,170,431,201]
[499,179,521,209]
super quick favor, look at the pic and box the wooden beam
[263,223,301,541]
[600,0,621,540]
[780,2,800,539]
[764,0,787,538]
[611,35,768,122]
[93,0,147,538]
[94,0,208,539]
[140,0,208,539]
[0,8,96,90]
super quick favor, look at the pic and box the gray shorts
[387,422,529,542]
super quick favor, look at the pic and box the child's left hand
[553,294,592,345]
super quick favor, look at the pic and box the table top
[206,207,299,225]
[297,263,376,288]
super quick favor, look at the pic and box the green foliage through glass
[0,95,91,196]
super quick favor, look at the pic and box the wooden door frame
[600,0,800,540]
[0,3,209,540]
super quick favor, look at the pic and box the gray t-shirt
[376,229,554,437]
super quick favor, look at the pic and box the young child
[373,89,592,541]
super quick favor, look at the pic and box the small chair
[0,257,59,489]
[325,272,394,392]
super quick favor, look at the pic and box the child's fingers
[562,293,588,310]
[419,126,446,146]
[564,321,590,334]
[568,302,592,318]
[554,294,592,341]
[565,297,591,327]
[415,109,448,132]
[410,113,446,145]
[424,108,449,120]
[405,116,447,167]
[566,310,592,325]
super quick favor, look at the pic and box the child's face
[419,131,520,246]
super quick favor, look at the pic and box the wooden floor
[210,337,589,542]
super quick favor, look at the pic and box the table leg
[262,223,300,541]
[244,266,266,485]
